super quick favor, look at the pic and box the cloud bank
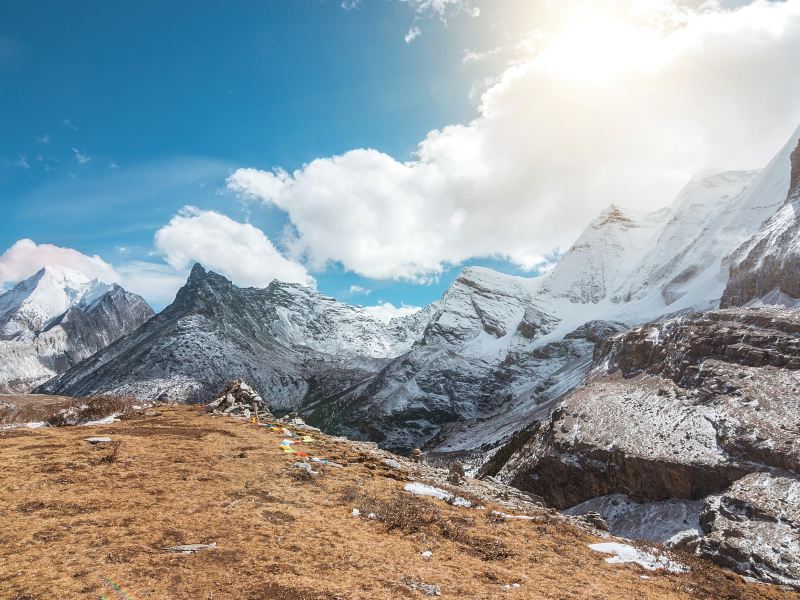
[0,207,313,306]
[154,207,313,288]
[0,239,119,290]
[229,0,800,281]
[362,301,421,322]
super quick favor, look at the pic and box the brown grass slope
[0,406,794,600]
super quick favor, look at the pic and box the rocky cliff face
[493,307,800,587]
[0,266,153,392]
[722,126,800,307]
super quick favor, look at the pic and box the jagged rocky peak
[722,124,800,307]
[427,266,555,342]
[39,265,430,403]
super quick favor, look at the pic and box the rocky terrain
[11,122,800,591]
[491,307,800,588]
[0,266,153,393]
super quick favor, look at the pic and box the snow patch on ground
[404,482,472,507]
[589,542,688,573]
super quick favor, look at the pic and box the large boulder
[700,473,800,588]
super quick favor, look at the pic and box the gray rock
[382,458,403,470]
[700,473,800,589]
[163,543,217,554]
[401,578,441,597]
[292,461,318,476]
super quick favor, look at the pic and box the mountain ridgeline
[38,124,800,452]
[13,123,800,588]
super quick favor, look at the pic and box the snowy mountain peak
[0,265,116,340]
[591,204,638,228]
[536,204,670,305]
[0,266,153,392]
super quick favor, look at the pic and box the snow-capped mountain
[536,204,671,305]
[40,264,430,405]
[0,266,153,392]
[721,124,800,307]
[40,124,800,460]
[305,266,626,451]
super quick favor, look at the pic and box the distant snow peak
[0,265,117,340]
[0,264,153,393]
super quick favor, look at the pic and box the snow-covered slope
[721,124,800,306]
[536,205,670,305]
[0,266,153,392]
[0,266,113,340]
[613,169,763,308]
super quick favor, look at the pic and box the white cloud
[349,284,371,295]
[343,0,478,42]
[229,0,800,281]
[404,0,478,20]
[71,148,91,164]
[154,206,313,288]
[362,301,421,322]
[0,239,120,290]
[116,261,188,307]
[462,47,501,64]
[36,134,50,146]
[405,26,422,44]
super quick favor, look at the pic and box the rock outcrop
[700,472,800,588]
[492,307,800,587]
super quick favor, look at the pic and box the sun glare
[535,14,675,82]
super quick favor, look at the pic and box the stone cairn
[204,379,273,420]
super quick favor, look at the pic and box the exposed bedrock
[492,307,800,587]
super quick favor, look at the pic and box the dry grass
[0,404,794,600]
[0,393,142,429]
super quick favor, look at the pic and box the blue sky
[2,0,800,311]
[1,0,537,309]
